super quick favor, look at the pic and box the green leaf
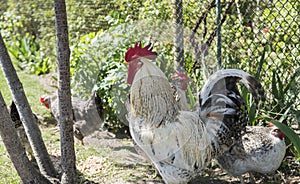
[275,73,284,98]
[255,47,266,80]
[249,103,257,125]
[187,85,195,109]
[283,68,300,94]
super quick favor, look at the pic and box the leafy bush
[7,35,51,75]
[0,12,51,75]
[69,20,205,130]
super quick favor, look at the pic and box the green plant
[237,48,300,157]
[266,68,300,124]
[70,20,199,131]
[7,35,51,75]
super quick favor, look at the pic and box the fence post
[172,0,185,72]
[216,0,222,69]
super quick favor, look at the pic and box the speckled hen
[216,123,286,183]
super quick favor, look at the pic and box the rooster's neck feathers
[130,58,180,127]
[132,58,167,84]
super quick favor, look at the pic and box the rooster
[124,42,265,183]
[40,92,104,142]
[171,71,190,111]
[216,122,286,183]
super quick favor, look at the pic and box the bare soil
[78,130,300,184]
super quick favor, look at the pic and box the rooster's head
[268,122,284,140]
[40,95,51,109]
[124,42,157,84]
[172,71,189,90]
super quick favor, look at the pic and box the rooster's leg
[249,172,256,183]
[239,175,245,184]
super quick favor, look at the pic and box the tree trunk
[0,34,57,178]
[0,92,51,184]
[54,0,77,183]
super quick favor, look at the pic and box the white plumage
[125,43,265,183]
[127,58,213,183]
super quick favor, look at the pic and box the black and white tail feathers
[198,69,265,156]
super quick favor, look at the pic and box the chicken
[125,43,211,183]
[197,69,265,157]
[171,71,189,111]
[8,101,37,160]
[125,42,265,183]
[216,123,286,183]
[40,92,104,142]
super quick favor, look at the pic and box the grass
[0,69,159,183]
[0,68,50,183]
[0,69,50,116]
[0,145,20,183]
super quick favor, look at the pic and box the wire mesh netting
[186,0,300,126]
[1,0,298,127]
[64,0,300,127]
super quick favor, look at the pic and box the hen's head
[40,95,51,109]
[172,71,188,91]
[268,122,284,140]
[124,42,157,84]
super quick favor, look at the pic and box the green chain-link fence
[189,0,300,128]
[1,0,298,129]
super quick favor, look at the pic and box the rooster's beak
[123,60,128,65]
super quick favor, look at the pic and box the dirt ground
[78,129,300,184]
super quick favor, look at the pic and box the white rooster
[125,42,265,183]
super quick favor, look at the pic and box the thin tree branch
[190,0,234,71]
[190,0,216,72]
[54,0,76,183]
[190,0,216,41]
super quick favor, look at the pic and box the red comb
[125,42,157,62]
[267,122,275,127]
[172,71,188,79]
[40,97,45,103]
